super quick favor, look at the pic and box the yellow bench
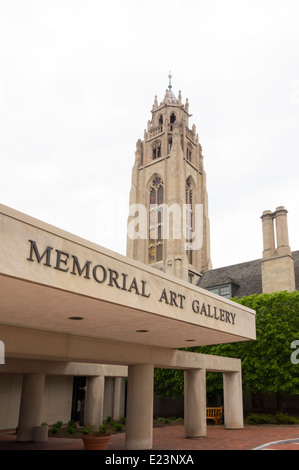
[206,406,223,425]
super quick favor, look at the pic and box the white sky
[0,0,298,269]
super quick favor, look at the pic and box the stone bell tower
[126,74,212,283]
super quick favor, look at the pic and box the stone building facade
[127,77,211,284]
[0,78,257,446]
[125,77,298,417]
[198,206,298,297]
[198,207,299,414]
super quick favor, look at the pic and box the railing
[150,125,163,137]
[149,123,196,140]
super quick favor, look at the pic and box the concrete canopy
[0,204,256,354]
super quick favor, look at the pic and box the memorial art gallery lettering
[26,239,237,326]
[191,299,236,325]
[27,239,150,298]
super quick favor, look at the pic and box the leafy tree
[154,368,184,398]
[154,291,299,400]
[226,291,299,395]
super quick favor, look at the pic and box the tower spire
[168,71,172,90]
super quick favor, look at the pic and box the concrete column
[125,364,154,450]
[84,375,105,426]
[113,377,123,421]
[17,374,45,441]
[223,371,243,429]
[184,368,206,438]
[275,206,291,256]
[261,210,275,259]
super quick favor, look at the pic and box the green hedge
[247,412,299,425]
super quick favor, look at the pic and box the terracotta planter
[82,434,111,450]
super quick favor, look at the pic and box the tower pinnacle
[168,71,172,90]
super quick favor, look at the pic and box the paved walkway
[1,424,299,450]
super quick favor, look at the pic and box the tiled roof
[197,250,299,298]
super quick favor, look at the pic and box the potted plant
[33,422,48,443]
[81,424,111,450]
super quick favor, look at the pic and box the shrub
[247,412,299,425]
[273,413,299,424]
[113,423,123,432]
[82,424,110,436]
[51,420,63,434]
[66,420,77,434]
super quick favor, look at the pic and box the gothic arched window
[187,144,192,162]
[186,177,193,264]
[152,140,161,160]
[149,177,164,264]
[169,112,176,132]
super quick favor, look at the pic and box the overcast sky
[1,0,298,269]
